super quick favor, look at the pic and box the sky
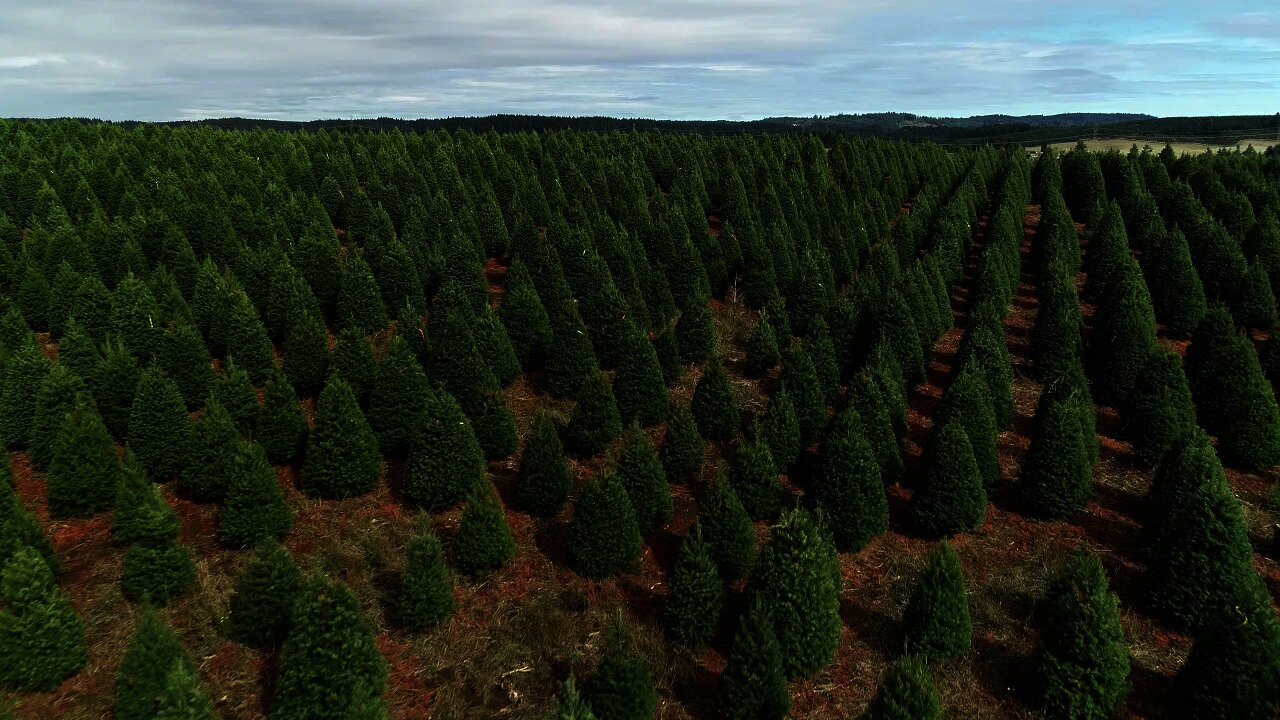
[0,0,1277,121]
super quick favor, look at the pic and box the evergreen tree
[1020,387,1093,519]
[114,606,195,720]
[675,297,715,364]
[698,469,756,582]
[179,396,240,503]
[732,432,782,521]
[659,405,705,483]
[398,528,454,630]
[92,340,139,438]
[957,315,1016,430]
[219,441,293,549]
[367,336,431,457]
[665,527,722,648]
[272,576,388,720]
[155,321,215,409]
[583,618,657,720]
[335,253,388,333]
[720,600,790,720]
[615,426,672,533]
[0,547,85,691]
[747,508,841,679]
[745,315,781,376]
[1144,226,1206,338]
[223,292,277,384]
[760,388,802,471]
[903,541,972,659]
[257,371,308,465]
[1234,258,1276,329]
[1128,347,1196,468]
[847,373,904,484]
[780,344,826,443]
[568,371,622,456]
[109,272,161,362]
[112,450,171,545]
[911,420,987,536]
[403,389,485,510]
[690,357,738,442]
[812,409,887,552]
[937,361,1000,490]
[861,656,943,720]
[329,326,376,407]
[500,258,553,370]
[555,676,597,720]
[46,397,121,518]
[1089,262,1157,409]
[29,364,88,470]
[804,318,842,405]
[128,368,192,482]
[1032,548,1130,720]
[212,359,259,438]
[514,412,572,517]
[154,659,217,720]
[229,541,302,647]
[569,473,643,580]
[1173,601,1280,720]
[651,324,683,384]
[54,319,99,380]
[282,309,330,399]
[455,484,516,576]
[879,287,926,386]
[612,329,668,427]
[121,505,196,607]
[474,305,522,387]
[301,377,381,499]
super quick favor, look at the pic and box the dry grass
[1037,137,1278,156]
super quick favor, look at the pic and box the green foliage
[583,619,657,720]
[612,328,669,427]
[282,308,330,398]
[745,314,781,376]
[335,252,388,333]
[912,420,987,536]
[514,412,571,517]
[958,317,1015,433]
[804,318,842,405]
[609,428,670,537]
[731,434,782,521]
[1173,602,1280,720]
[474,305,522,387]
[568,371,622,456]
[398,529,454,630]
[92,340,139,438]
[1088,262,1157,408]
[698,469,757,582]
[46,397,121,518]
[229,541,302,647]
[879,287,926,386]
[114,606,195,720]
[1020,386,1093,519]
[569,473,643,580]
[659,405,705,483]
[403,389,485,510]
[1234,257,1277,330]
[675,297,715,364]
[155,321,215,409]
[937,361,1000,490]
[301,377,381,499]
[0,547,85,691]
[780,344,826,443]
[903,541,972,659]
[1128,347,1196,468]
[747,508,841,679]
[760,388,802,471]
[0,479,57,576]
[690,357,739,442]
[455,484,516,576]
[212,359,259,438]
[257,371,308,465]
[1143,227,1206,338]
[128,368,193,482]
[272,576,388,720]
[330,326,376,407]
[179,397,239,503]
[29,363,87,470]
[542,304,600,399]
[1031,274,1084,384]
[110,272,161,362]
[664,527,722,648]
[846,373,904,484]
[651,324,683,384]
[720,600,789,720]
[223,292,276,384]
[219,442,293,549]
[1032,548,1130,720]
[154,659,217,720]
[368,336,431,457]
[861,656,943,720]
[813,408,887,551]
[555,676,597,720]
[121,534,196,607]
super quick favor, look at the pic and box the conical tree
[367,336,431,457]
[760,387,802,471]
[0,547,85,691]
[1127,347,1196,468]
[114,606,195,720]
[154,659,217,720]
[1032,547,1130,720]
[120,503,196,607]
[1019,388,1093,519]
[257,371,308,465]
[690,356,738,442]
[179,396,239,503]
[568,371,622,456]
[937,361,1000,490]
[29,364,88,470]
[675,297,715,364]
[229,541,302,647]
[847,373,904,484]
[92,340,139,438]
[514,412,572,517]
[879,287,926,386]
[499,258,553,370]
[697,468,756,581]
[335,252,388,334]
[219,441,293,549]
[1089,262,1157,409]
[720,600,790,720]
[403,389,486,510]
[665,526,722,648]
[911,420,987,536]
[1145,226,1206,338]
[957,315,1016,430]
[223,292,277,384]
[555,676,597,720]
[1173,600,1280,720]
[329,326,376,407]
[812,408,887,552]
[861,656,943,720]
[109,272,162,362]
[301,377,381,499]
[455,484,516,576]
[128,368,193,482]
[212,358,259,438]
[781,343,826,443]
[615,426,672,534]
[155,321,215,410]
[0,472,57,575]
[398,528,454,630]
[747,508,841,679]
[745,314,781,376]
[542,304,599,399]
[569,473,643,580]
[613,328,669,427]
[46,397,121,518]
[660,404,705,484]
[583,618,657,720]
[903,540,972,659]
[732,433,782,521]
[272,576,388,720]
[282,308,330,399]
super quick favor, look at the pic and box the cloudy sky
[1,0,1277,121]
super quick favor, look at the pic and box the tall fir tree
[219,441,293,549]
[114,606,195,720]
[155,321,215,409]
[569,473,643,580]
[861,656,943,720]
[690,356,739,442]
[0,547,86,691]
[514,412,572,517]
[903,540,972,659]
[912,420,987,536]
[229,541,302,647]
[937,361,1001,490]
[780,343,826,444]
[257,371,308,465]
[212,358,259,438]
[1019,387,1094,519]
[812,408,888,552]
[301,377,381,499]
[759,388,802,471]
[664,527,722,648]
[720,600,790,720]
[403,389,486,511]
[179,396,239,503]
[367,336,431,457]
[612,328,669,427]
[499,258,553,370]
[745,314,781,376]
[1128,347,1197,469]
[29,363,88,471]
[46,397,121,518]
[567,371,622,456]
[1173,600,1280,720]
[732,433,782,521]
[92,340,139,439]
[455,484,517,576]
[697,469,757,582]
[127,368,192,482]
[583,618,657,720]
[329,326,376,408]
[615,426,673,533]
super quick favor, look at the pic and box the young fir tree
[615,426,672,534]
[612,328,669,427]
[212,358,259,438]
[114,606,195,720]
[1088,262,1157,409]
[698,468,757,582]
[747,508,841,679]
[911,419,987,536]
[92,340,139,439]
[847,373,904,484]
[812,408,888,552]
[0,472,57,576]
[127,368,193,482]
[403,389,486,511]
[1127,347,1196,469]
[745,314,781,376]
[957,314,1016,430]
[675,297,715,365]
[55,319,99,380]
[760,387,802,471]
[330,326,376,408]
[272,576,388,720]
[804,318,842,406]
[109,272,162,362]
[1173,599,1280,720]
[398,528,454,630]
[229,541,303,647]
[690,356,739,442]
[0,547,86,691]
[660,404,705,483]
[1032,548,1130,720]
[29,364,88,471]
[780,343,826,444]
[583,617,657,720]
[732,433,783,521]
[937,361,1001,490]
[154,659,217,720]
[155,321,215,410]
[1032,273,1084,384]
[367,336,431,457]
[861,656,943,720]
[1144,226,1206,338]
[46,397,121,518]
[542,304,600,399]
[879,287,926,386]
[301,377,381,499]
[335,252,388,334]
[720,600,790,720]
[178,396,239,503]
[568,473,643,580]
[1019,387,1094,519]
[219,441,293,549]
[282,308,330,399]
[499,258,553,370]
[455,484,517,576]
[222,292,277,384]
[903,540,972,659]
[120,493,196,607]
[514,412,572,517]
[652,324,684,384]
[568,371,622,456]
[1143,431,1268,633]
[257,371,308,465]
[664,526,722,648]
[555,675,597,720]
